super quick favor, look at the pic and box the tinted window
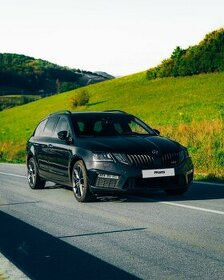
[34,119,47,136]
[72,114,155,137]
[77,121,84,132]
[42,117,59,137]
[129,120,149,134]
[54,117,70,137]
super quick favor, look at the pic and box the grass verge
[0,71,223,179]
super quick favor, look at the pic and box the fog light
[98,174,119,180]
[96,173,120,188]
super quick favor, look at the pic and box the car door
[36,116,59,178]
[46,116,73,184]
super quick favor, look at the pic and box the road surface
[0,163,224,279]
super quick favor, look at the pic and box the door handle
[48,144,53,148]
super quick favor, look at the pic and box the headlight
[179,149,189,162]
[113,153,129,165]
[93,153,114,162]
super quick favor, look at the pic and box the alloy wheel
[73,165,84,198]
[28,161,36,186]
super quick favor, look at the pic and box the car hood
[78,135,182,154]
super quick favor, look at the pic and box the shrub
[70,89,90,108]
[146,28,224,80]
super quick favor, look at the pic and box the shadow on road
[95,182,224,203]
[0,211,139,280]
[145,181,224,202]
[33,181,224,203]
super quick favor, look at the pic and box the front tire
[27,157,46,189]
[72,160,95,202]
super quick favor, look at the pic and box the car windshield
[71,114,156,137]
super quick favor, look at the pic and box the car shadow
[144,181,224,202]
[95,181,224,203]
[0,211,139,280]
[40,181,224,203]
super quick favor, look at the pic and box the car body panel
[74,135,181,154]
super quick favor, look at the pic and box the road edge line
[0,252,30,279]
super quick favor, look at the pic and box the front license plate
[142,168,175,178]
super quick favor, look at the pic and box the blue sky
[0,0,223,76]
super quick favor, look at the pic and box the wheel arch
[69,156,83,182]
[26,152,34,167]
[26,144,36,166]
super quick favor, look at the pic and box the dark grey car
[26,110,194,202]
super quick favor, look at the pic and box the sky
[0,0,223,76]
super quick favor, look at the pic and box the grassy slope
[0,71,223,177]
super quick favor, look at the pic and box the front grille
[126,154,154,168]
[161,152,179,167]
[126,152,180,168]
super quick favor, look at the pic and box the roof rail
[104,110,128,114]
[48,110,72,116]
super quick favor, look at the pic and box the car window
[53,117,70,138]
[128,120,149,134]
[42,117,59,137]
[34,119,47,136]
[72,114,155,137]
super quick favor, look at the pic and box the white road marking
[1,171,224,215]
[158,201,224,216]
[0,171,26,178]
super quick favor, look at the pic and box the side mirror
[57,130,68,140]
[58,131,73,144]
[153,129,160,135]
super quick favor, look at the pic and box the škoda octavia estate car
[26,110,194,202]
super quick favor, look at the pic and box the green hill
[147,28,224,79]
[0,53,113,97]
[0,71,223,179]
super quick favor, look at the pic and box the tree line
[0,53,110,96]
[147,28,224,79]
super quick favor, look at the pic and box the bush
[146,28,224,80]
[70,89,90,107]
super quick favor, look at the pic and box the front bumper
[86,157,194,193]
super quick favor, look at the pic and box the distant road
[0,163,224,279]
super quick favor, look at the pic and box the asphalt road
[0,163,224,280]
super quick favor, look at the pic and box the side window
[54,117,70,137]
[42,117,59,137]
[34,119,47,136]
